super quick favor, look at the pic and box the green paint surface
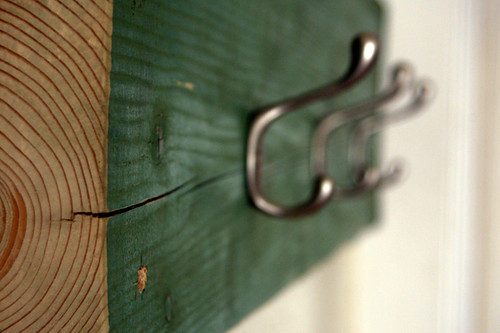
[107,0,382,331]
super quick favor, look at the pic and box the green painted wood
[106,0,382,331]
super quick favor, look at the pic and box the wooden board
[0,0,111,331]
[106,0,382,332]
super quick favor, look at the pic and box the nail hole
[156,126,163,155]
[165,295,173,322]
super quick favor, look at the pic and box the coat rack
[246,33,435,218]
[2,0,433,331]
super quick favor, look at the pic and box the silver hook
[246,33,379,218]
[348,79,436,194]
[311,63,414,198]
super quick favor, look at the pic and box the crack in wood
[73,179,194,218]
[71,168,242,220]
[179,168,241,198]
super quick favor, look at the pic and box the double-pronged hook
[346,75,435,195]
[246,33,434,218]
[313,63,435,198]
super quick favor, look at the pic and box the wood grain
[0,0,112,331]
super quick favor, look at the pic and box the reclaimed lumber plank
[106,0,382,332]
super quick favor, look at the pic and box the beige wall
[478,1,500,331]
[229,0,500,332]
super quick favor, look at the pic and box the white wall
[229,0,499,332]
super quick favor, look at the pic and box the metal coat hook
[246,33,379,218]
[347,78,435,194]
[246,33,435,218]
[311,63,413,198]
[313,64,435,198]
